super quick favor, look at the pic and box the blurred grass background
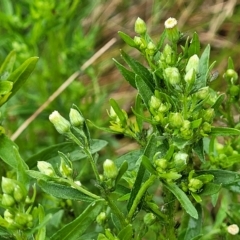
[0,0,239,158]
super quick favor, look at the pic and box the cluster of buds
[210,141,239,169]
[224,68,240,101]
[49,107,85,135]
[181,171,214,202]
[133,18,157,58]
[1,177,34,230]
[149,94,171,125]
[154,151,188,182]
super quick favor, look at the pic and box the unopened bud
[173,152,188,171]
[202,108,215,123]
[195,87,209,100]
[164,67,181,85]
[155,158,168,170]
[135,17,147,35]
[224,69,238,84]
[96,212,107,225]
[59,158,73,178]
[13,185,25,202]
[1,177,15,194]
[188,178,203,192]
[69,108,84,127]
[2,193,15,207]
[4,209,14,224]
[144,213,156,226]
[149,96,161,109]
[164,17,180,42]
[169,112,184,128]
[103,159,118,180]
[184,68,196,85]
[185,54,199,73]
[37,161,57,177]
[49,111,71,135]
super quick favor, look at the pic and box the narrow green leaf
[127,135,161,211]
[118,31,136,47]
[196,44,210,88]
[188,32,200,57]
[228,57,234,69]
[117,224,133,240]
[193,139,205,163]
[7,56,39,99]
[50,199,104,240]
[142,155,157,174]
[38,180,97,202]
[183,204,202,240]
[0,50,16,81]
[135,75,154,111]
[200,183,221,196]
[211,93,225,110]
[211,127,240,136]
[115,161,128,185]
[191,118,202,129]
[0,81,13,95]
[156,29,166,49]
[134,94,144,131]
[0,134,19,169]
[121,50,154,90]
[164,182,198,219]
[113,59,136,88]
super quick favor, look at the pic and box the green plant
[0,17,240,239]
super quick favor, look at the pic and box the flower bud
[201,122,211,133]
[149,96,161,109]
[1,177,15,194]
[164,67,181,85]
[134,17,147,35]
[49,111,71,135]
[173,152,188,171]
[164,17,180,43]
[224,69,238,84]
[146,42,156,56]
[14,213,32,227]
[202,108,215,123]
[185,54,199,73]
[13,185,25,202]
[134,36,142,46]
[144,213,156,226]
[69,108,84,127]
[163,44,174,65]
[168,112,184,128]
[188,178,203,192]
[59,158,73,178]
[37,161,57,177]
[103,159,118,180]
[4,209,14,224]
[96,212,107,225]
[184,68,196,85]
[155,158,168,170]
[195,87,209,100]
[2,193,15,207]
[227,224,239,235]
[229,85,240,98]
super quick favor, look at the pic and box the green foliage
[0,12,240,240]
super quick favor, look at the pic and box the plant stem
[105,192,127,228]
[127,175,157,221]
[69,179,101,199]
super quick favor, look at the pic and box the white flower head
[164,17,178,29]
[227,224,239,235]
